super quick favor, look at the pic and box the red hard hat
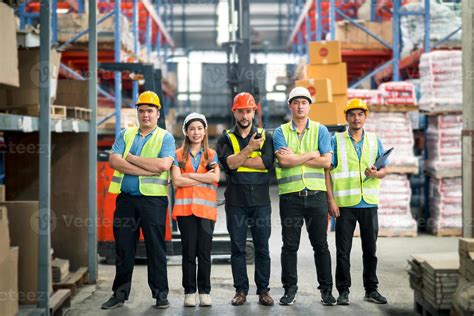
[232,92,257,112]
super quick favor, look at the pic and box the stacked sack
[348,81,417,107]
[426,114,463,172]
[428,177,462,234]
[419,51,462,113]
[365,112,419,171]
[378,174,417,235]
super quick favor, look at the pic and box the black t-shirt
[216,125,274,207]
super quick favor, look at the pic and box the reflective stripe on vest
[172,148,218,221]
[108,126,169,196]
[226,128,268,173]
[330,131,381,207]
[275,120,327,195]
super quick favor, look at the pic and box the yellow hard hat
[136,91,161,109]
[344,98,369,115]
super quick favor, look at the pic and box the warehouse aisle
[66,186,457,315]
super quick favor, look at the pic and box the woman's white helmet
[182,112,208,135]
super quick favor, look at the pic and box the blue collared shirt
[111,127,176,196]
[331,130,387,208]
[273,119,332,154]
[173,147,218,172]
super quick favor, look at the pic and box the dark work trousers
[280,191,333,292]
[112,193,169,301]
[335,207,379,294]
[225,204,272,295]
[177,214,215,294]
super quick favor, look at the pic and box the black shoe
[337,291,350,305]
[101,296,124,309]
[279,288,297,306]
[155,298,170,309]
[321,289,336,306]
[364,290,387,304]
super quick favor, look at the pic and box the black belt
[285,190,321,197]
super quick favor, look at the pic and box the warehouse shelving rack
[287,0,461,86]
[1,0,176,314]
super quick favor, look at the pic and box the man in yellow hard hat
[102,91,175,310]
[325,98,388,306]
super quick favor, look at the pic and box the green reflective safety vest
[109,126,169,196]
[275,120,326,195]
[330,131,381,207]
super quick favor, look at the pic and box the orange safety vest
[172,148,218,221]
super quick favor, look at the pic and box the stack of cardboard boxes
[297,41,348,126]
[0,205,19,316]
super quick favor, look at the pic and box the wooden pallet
[53,267,88,296]
[434,228,462,237]
[50,289,71,316]
[368,104,419,112]
[424,168,461,180]
[414,291,451,316]
[66,107,92,121]
[387,165,419,174]
[0,104,67,119]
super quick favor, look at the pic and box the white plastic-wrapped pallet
[419,51,462,113]
[378,81,417,106]
[428,177,462,233]
[378,174,417,234]
[365,112,419,171]
[348,89,384,105]
[426,114,462,172]
[400,1,461,56]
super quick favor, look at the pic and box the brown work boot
[231,292,247,306]
[258,291,274,306]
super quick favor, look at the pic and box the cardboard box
[0,207,9,259]
[97,107,138,130]
[0,3,19,88]
[6,48,62,106]
[309,101,346,126]
[304,63,348,95]
[296,78,333,103]
[308,41,342,65]
[0,246,19,316]
[333,94,349,110]
[55,79,89,108]
[336,20,393,49]
[0,201,52,304]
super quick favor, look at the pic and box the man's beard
[236,120,251,129]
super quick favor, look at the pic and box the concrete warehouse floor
[66,186,458,316]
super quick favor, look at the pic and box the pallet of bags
[365,112,419,173]
[378,174,417,236]
[428,177,462,236]
[419,50,462,113]
[425,114,462,178]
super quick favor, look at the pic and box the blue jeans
[225,204,272,295]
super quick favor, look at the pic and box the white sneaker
[184,293,197,307]
[199,294,212,307]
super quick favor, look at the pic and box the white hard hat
[182,112,208,135]
[287,86,313,104]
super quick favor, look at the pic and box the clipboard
[363,147,393,182]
